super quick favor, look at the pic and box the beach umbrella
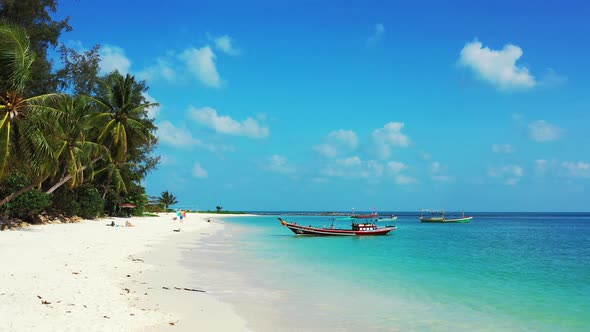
[118,203,136,217]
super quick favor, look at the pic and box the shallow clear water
[183,213,590,331]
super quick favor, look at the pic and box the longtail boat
[278,218,396,236]
[419,210,473,223]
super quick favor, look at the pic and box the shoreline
[0,213,253,331]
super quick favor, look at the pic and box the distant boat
[278,218,396,236]
[335,212,397,222]
[419,210,473,223]
[376,215,398,222]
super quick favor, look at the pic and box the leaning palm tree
[159,191,178,210]
[0,23,64,206]
[45,95,107,191]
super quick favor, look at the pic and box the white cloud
[367,23,385,46]
[432,175,453,182]
[192,163,208,178]
[387,161,406,174]
[459,41,536,90]
[504,178,519,186]
[372,122,410,159]
[138,58,176,83]
[429,161,453,182]
[179,46,222,88]
[156,121,201,147]
[314,129,359,158]
[540,68,567,87]
[313,144,338,158]
[189,106,269,138]
[488,164,524,185]
[329,129,358,149]
[99,45,131,75]
[340,156,362,167]
[561,161,590,178]
[394,174,418,185]
[142,92,160,119]
[492,144,515,154]
[529,120,561,142]
[431,161,441,173]
[156,121,225,152]
[266,155,296,174]
[214,35,241,56]
[323,157,384,179]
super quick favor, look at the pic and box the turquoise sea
[183,213,590,331]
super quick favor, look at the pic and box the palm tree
[0,23,64,206]
[91,73,158,164]
[45,95,107,191]
[44,73,158,195]
[159,191,178,210]
[216,206,223,213]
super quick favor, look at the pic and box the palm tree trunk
[0,182,38,206]
[45,156,102,194]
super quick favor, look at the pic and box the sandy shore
[0,213,252,332]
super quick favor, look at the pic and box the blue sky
[55,0,589,211]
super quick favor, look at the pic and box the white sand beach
[0,213,252,332]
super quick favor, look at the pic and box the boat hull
[420,216,473,223]
[279,219,396,236]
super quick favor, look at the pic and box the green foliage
[200,210,246,215]
[51,186,80,216]
[144,204,165,213]
[75,185,103,219]
[124,183,147,216]
[0,23,34,93]
[50,184,104,219]
[56,44,101,95]
[0,0,72,96]
[8,189,51,221]
[158,190,178,209]
[0,172,51,221]
[216,205,223,212]
[0,11,161,221]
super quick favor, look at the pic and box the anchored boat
[419,210,473,223]
[278,217,396,236]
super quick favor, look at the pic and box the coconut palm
[0,23,64,206]
[44,73,158,196]
[45,95,107,191]
[91,72,158,164]
[159,191,178,210]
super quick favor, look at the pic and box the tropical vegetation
[0,1,162,226]
[158,191,178,210]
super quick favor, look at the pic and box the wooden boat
[278,218,396,236]
[335,213,397,222]
[419,210,473,223]
[377,215,398,222]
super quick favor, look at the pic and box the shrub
[0,172,51,222]
[51,187,81,217]
[145,204,165,213]
[7,189,52,222]
[76,185,104,219]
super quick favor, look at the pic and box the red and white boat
[278,218,396,236]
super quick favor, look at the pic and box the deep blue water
[185,212,590,331]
